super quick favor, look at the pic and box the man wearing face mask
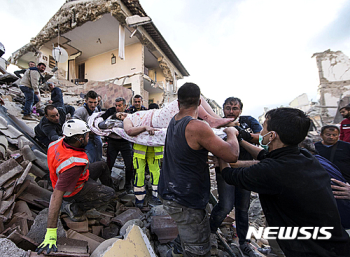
[219,108,350,257]
[36,119,117,255]
[210,97,261,257]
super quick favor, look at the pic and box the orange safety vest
[47,138,89,198]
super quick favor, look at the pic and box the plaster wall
[79,43,143,81]
[289,93,311,113]
[40,46,68,77]
[321,52,350,81]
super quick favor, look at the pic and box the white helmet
[62,119,90,137]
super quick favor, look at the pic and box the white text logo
[246,227,333,240]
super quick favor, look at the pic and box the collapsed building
[260,49,350,132]
[8,0,189,108]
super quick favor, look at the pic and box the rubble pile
[0,81,268,257]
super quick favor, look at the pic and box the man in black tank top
[159,83,240,257]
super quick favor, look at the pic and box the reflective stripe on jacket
[133,144,163,159]
[47,138,89,197]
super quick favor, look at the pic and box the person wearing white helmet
[36,119,117,255]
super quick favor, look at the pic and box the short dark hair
[149,103,159,109]
[85,90,98,100]
[37,62,46,67]
[223,97,243,110]
[339,105,350,111]
[134,95,142,100]
[321,125,340,135]
[178,83,201,108]
[28,61,35,65]
[44,105,56,115]
[115,97,126,105]
[299,138,317,154]
[265,107,310,146]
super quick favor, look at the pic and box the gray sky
[2,0,350,119]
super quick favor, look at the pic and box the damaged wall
[82,43,143,81]
[312,50,350,123]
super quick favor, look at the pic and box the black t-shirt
[315,141,350,183]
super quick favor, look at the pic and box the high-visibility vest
[133,144,163,159]
[47,138,89,198]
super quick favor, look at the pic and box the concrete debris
[102,225,156,257]
[91,238,119,257]
[151,215,178,244]
[111,207,143,226]
[119,218,143,236]
[0,238,25,257]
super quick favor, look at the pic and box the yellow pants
[133,156,160,187]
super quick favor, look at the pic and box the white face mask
[259,131,273,151]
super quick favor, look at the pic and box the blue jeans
[210,172,251,245]
[20,86,39,115]
[85,135,102,163]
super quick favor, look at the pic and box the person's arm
[14,69,26,78]
[42,124,60,143]
[51,88,62,104]
[123,117,158,136]
[190,121,239,163]
[331,178,350,200]
[101,107,116,120]
[47,189,65,228]
[240,116,262,144]
[229,160,260,168]
[219,158,281,194]
[239,140,264,160]
[73,107,87,122]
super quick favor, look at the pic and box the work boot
[134,186,146,208]
[62,203,87,222]
[135,199,144,208]
[22,114,39,121]
[166,248,183,257]
[149,196,162,207]
[125,184,134,194]
[240,242,260,257]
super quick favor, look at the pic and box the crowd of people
[11,66,350,257]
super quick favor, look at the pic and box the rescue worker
[36,119,116,255]
[133,143,163,207]
[126,95,162,208]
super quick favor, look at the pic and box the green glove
[36,228,58,254]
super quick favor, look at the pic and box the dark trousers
[20,86,39,115]
[210,172,251,245]
[64,161,115,216]
[162,199,211,257]
[107,137,133,188]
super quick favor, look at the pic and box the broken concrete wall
[68,80,133,109]
[289,93,312,113]
[312,50,350,124]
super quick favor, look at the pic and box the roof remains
[9,0,189,77]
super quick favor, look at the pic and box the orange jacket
[47,138,89,197]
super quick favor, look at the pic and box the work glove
[36,228,58,255]
[234,126,253,142]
